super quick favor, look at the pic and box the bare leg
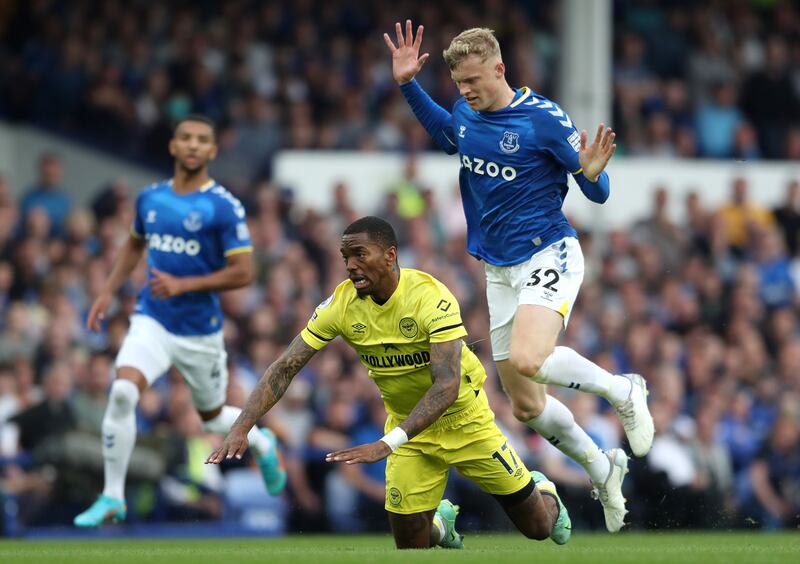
[388,509,437,549]
[498,483,558,541]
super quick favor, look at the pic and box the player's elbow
[440,378,461,406]
[231,264,254,288]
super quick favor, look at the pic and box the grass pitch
[0,532,797,564]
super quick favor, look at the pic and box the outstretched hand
[325,440,392,465]
[383,19,429,85]
[205,427,249,464]
[579,124,617,182]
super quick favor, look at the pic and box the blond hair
[442,28,501,70]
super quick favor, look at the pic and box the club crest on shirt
[182,211,203,232]
[499,130,520,154]
[399,317,418,339]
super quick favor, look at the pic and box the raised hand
[383,19,429,85]
[579,124,617,182]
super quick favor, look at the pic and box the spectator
[19,153,72,237]
[716,177,774,254]
[772,180,800,256]
[740,36,800,158]
[747,404,800,529]
[696,82,743,158]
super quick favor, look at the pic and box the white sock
[536,346,632,404]
[431,513,446,545]
[527,394,610,484]
[201,405,271,457]
[102,379,140,500]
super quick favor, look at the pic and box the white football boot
[591,448,629,533]
[613,373,655,457]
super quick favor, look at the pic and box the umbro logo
[458,125,466,138]
[352,323,367,334]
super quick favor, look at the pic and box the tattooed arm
[325,339,461,465]
[398,338,461,439]
[206,335,317,463]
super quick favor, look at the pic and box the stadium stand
[0,0,799,536]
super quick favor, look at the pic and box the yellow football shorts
[384,389,531,514]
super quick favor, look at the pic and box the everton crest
[182,211,203,232]
[499,130,520,154]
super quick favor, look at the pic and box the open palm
[383,19,429,85]
[579,124,617,182]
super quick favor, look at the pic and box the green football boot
[434,498,464,549]
[532,470,572,545]
[74,495,127,528]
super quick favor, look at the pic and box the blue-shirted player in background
[74,115,286,528]
[385,22,654,532]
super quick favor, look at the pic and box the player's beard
[178,159,206,174]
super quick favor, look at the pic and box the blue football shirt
[130,179,252,336]
[401,81,610,266]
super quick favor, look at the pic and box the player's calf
[388,510,438,549]
[493,478,555,541]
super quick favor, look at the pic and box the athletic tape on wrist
[380,427,408,451]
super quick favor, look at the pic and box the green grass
[0,532,798,564]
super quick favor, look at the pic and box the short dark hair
[173,114,216,137]
[343,216,398,250]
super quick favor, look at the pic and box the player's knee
[107,379,140,416]
[508,349,549,380]
[511,395,547,422]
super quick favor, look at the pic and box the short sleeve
[131,192,145,239]
[421,283,467,344]
[218,195,252,257]
[300,291,342,350]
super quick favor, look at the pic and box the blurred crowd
[1,0,799,183]
[0,0,799,538]
[0,151,799,536]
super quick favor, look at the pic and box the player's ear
[385,245,397,265]
[168,138,177,158]
[208,142,218,161]
[495,61,505,78]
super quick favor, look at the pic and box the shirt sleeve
[535,105,610,204]
[300,291,342,350]
[218,195,253,257]
[399,79,459,155]
[131,192,145,239]
[421,282,467,343]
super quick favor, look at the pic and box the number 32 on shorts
[524,268,560,292]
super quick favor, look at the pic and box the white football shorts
[115,314,228,411]
[486,236,585,361]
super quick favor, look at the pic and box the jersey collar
[167,179,217,194]
[508,87,531,108]
[368,267,406,308]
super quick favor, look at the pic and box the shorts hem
[384,504,439,515]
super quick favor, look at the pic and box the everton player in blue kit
[74,115,285,528]
[385,22,654,532]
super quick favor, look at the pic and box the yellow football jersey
[301,268,486,419]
